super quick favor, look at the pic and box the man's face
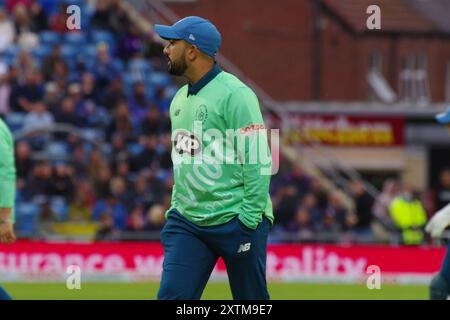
[163,39,189,76]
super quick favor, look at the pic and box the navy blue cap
[436,105,450,124]
[154,16,222,58]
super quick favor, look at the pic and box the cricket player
[154,16,274,300]
[425,105,450,300]
[0,117,17,300]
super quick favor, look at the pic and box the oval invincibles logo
[174,129,202,156]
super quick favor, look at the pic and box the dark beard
[167,57,187,76]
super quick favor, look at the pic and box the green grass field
[2,282,428,300]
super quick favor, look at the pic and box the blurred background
[1,0,449,299]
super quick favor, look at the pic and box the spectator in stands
[131,174,154,209]
[0,8,16,53]
[286,206,316,240]
[92,165,112,199]
[55,96,81,127]
[106,101,133,141]
[110,133,131,166]
[299,192,322,229]
[43,82,62,114]
[90,0,113,31]
[154,87,172,114]
[24,160,52,200]
[29,0,48,32]
[108,0,130,35]
[13,70,43,112]
[13,4,39,50]
[48,3,69,33]
[15,141,32,194]
[72,144,88,178]
[67,83,89,122]
[372,179,400,242]
[284,166,311,198]
[50,60,69,87]
[435,168,450,211]
[93,42,119,90]
[110,175,133,209]
[36,198,58,239]
[41,45,64,81]
[130,135,157,173]
[6,0,31,13]
[350,179,375,241]
[67,180,93,222]
[125,204,146,232]
[114,160,133,191]
[23,100,54,132]
[157,133,172,171]
[118,24,143,61]
[92,192,126,230]
[389,186,427,245]
[140,106,161,137]
[94,212,119,241]
[319,191,352,234]
[81,72,100,105]
[15,140,32,179]
[100,76,126,111]
[274,183,300,228]
[49,162,75,202]
[128,81,149,123]
[0,59,11,115]
[144,203,166,231]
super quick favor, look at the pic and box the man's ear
[186,45,199,62]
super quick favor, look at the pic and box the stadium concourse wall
[0,241,444,284]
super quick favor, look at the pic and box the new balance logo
[237,243,251,253]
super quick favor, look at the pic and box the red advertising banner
[0,242,444,282]
[282,115,405,147]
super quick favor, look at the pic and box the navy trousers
[157,209,271,300]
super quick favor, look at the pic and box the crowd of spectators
[1,0,446,245]
[0,0,172,240]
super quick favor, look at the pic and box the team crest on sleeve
[195,105,208,123]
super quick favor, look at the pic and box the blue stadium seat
[2,45,20,64]
[83,44,98,60]
[5,112,26,133]
[147,72,171,88]
[82,128,104,142]
[145,85,156,101]
[112,58,124,73]
[40,31,61,46]
[91,30,116,49]
[15,202,40,235]
[127,58,153,82]
[46,141,69,158]
[60,44,79,61]
[31,44,52,60]
[39,0,62,16]
[64,32,87,46]
[128,143,144,156]
[50,196,68,221]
